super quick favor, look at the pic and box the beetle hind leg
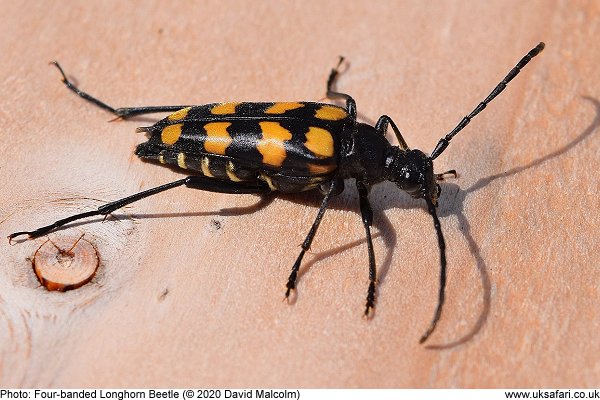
[8,176,269,243]
[325,57,357,119]
[50,61,190,119]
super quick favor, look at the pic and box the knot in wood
[32,236,99,291]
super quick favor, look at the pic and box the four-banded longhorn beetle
[8,43,545,343]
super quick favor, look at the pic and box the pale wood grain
[1,0,599,388]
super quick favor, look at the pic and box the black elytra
[9,43,545,343]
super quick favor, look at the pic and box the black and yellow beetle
[9,43,544,343]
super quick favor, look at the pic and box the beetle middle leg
[285,178,341,300]
[357,181,377,317]
[51,61,191,119]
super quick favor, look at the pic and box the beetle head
[386,148,440,205]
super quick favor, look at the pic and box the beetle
[9,43,544,343]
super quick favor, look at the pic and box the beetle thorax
[337,123,392,184]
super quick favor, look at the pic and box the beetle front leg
[357,181,377,317]
[285,178,340,300]
[435,170,458,181]
[375,115,409,150]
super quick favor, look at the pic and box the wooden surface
[1,0,599,388]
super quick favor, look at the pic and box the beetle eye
[397,170,421,192]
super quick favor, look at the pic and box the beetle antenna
[419,197,447,344]
[430,42,545,160]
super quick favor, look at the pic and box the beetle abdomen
[136,102,348,176]
[135,102,348,191]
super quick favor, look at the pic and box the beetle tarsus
[8,231,31,245]
[364,295,376,319]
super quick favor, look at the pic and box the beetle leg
[435,170,458,181]
[375,115,409,150]
[319,178,344,196]
[8,176,269,242]
[357,181,377,317]
[183,176,270,194]
[50,61,190,118]
[285,178,340,299]
[325,57,357,119]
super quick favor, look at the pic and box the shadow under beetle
[9,43,545,343]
